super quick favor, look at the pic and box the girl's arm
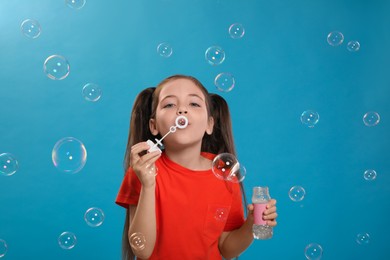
[218,200,278,259]
[127,142,161,259]
[128,184,156,259]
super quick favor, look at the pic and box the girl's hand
[247,199,278,227]
[264,199,277,227]
[130,141,161,187]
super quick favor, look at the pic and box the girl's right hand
[130,141,161,187]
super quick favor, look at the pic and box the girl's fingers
[263,212,278,220]
[138,151,161,167]
[264,206,277,215]
[266,199,277,208]
[266,220,277,227]
[130,142,159,165]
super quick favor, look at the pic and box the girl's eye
[189,102,200,107]
[163,103,175,108]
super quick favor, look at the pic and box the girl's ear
[206,116,214,135]
[149,118,159,135]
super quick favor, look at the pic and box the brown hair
[121,75,247,260]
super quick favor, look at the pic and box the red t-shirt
[116,152,245,259]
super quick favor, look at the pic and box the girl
[116,75,277,259]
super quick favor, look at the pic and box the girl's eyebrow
[160,93,204,102]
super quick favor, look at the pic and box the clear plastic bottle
[252,186,273,239]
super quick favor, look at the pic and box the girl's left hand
[263,199,277,227]
[247,199,278,227]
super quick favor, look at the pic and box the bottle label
[253,203,267,225]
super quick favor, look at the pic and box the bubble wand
[147,115,188,153]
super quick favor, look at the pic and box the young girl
[116,75,277,259]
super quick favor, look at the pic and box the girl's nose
[177,107,188,115]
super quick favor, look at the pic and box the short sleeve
[115,167,141,208]
[224,183,245,231]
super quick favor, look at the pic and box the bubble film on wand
[147,115,189,153]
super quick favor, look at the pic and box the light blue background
[1,0,389,259]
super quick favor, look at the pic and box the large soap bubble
[52,137,87,174]
[212,153,246,183]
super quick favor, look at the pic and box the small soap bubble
[229,23,245,39]
[84,207,105,227]
[129,232,146,251]
[214,208,229,222]
[327,31,344,46]
[304,243,323,260]
[356,233,370,245]
[300,110,319,128]
[205,46,225,65]
[212,153,244,182]
[0,239,8,258]
[52,137,87,174]
[82,83,102,102]
[58,231,77,250]
[44,55,70,80]
[289,186,306,202]
[214,72,235,92]
[66,0,86,10]
[363,112,380,127]
[363,169,377,181]
[157,42,173,58]
[347,41,360,52]
[20,19,41,39]
[0,153,19,177]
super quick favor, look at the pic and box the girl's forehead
[159,79,205,98]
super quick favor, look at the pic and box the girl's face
[149,78,214,150]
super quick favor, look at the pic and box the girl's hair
[121,75,247,260]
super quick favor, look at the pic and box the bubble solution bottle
[252,186,273,239]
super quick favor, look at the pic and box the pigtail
[123,87,156,170]
[122,87,155,260]
[203,93,236,155]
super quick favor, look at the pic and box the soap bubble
[347,41,360,52]
[157,42,173,58]
[300,110,319,128]
[0,239,8,258]
[214,72,235,92]
[363,112,380,127]
[289,186,306,202]
[229,23,245,39]
[129,232,146,251]
[84,207,105,227]
[82,83,102,102]
[66,0,86,10]
[0,153,19,177]
[363,169,377,181]
[205,46,225,65]
[58,231,77,250]
[20,19,41,39]
[212,153,245,183]
[43,55,70,80]
[52,137,87,174]
[327,31,344,46]
[356,233,370,245]
[304,243,323,260]
[214,207,229,222]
